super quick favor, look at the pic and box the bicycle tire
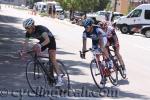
[109,49,126,79]
[90,59,105,89]
[118,65,126,79]
[26,61,49,95]
[108,57,118,86]
[112,55,126,79]
[46,60,70,90]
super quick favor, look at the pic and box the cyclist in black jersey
[22,18,63,86]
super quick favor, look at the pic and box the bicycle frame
[26,51,55,84]
[82,48,107,77]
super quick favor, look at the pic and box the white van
[35,2,47,12]
[116,4,150,35]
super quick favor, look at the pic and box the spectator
[32,5,36,15]
[52,5,56,18]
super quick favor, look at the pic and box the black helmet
[83,18,94,28]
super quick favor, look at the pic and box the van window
[145,10,150,20]
[127,9,142,18]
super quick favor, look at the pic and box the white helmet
[23,18,34,28]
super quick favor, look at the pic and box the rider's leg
[114,46,125,70]
[48,49,63,86]
[103,47,113,70]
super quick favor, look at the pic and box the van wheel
[144,30,150,38]
[120,25,129,34]
[129,32,134,35]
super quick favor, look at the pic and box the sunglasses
[25,27,32,30]
[85,25,91,30]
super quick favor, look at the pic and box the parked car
[87,11,123,22]
[57,11,65,20]
[115,4,150,35]
[141,26,150,38]
[72,12,85,25]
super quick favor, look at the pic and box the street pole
[114,0,117,12]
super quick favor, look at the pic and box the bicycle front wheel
[90,59,105,89]
[26,61,48,95]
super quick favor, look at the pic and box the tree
[57,0,100,19]
[99,0,110,10]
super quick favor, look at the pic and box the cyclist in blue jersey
[81,18,114,86]
[22,18,63,86]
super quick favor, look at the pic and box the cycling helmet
[83,18,94,28]
[23,18,34,28]
[98,20,108,28]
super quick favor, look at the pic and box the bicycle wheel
[90,59,105,89]
[108,57,118,86]
[26,61,49,95]
[112,55,126,79]
[46,60,70,90]
[118,65,126,79]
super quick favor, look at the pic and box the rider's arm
[97,28,106,51]
[23,38,29,50]
[82,32,87,52]
[22,32,31,51]
[40,32,50,47]
[82,38,87,52]
[112,29,119,43]
[99,34,105,50]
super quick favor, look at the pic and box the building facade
[111,0,129,14]
[130,0,150,8]
[111,0,150,15]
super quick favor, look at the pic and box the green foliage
[99,0,110,10]
[105,1,112,11]
[128,4,134,14]
[56,0,109,12]
[39,12,49,17]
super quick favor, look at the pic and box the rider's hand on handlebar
[18,50,27,61]
[80,51,86,59]
[32,44,41,55]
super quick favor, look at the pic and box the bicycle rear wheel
[108,58,118,86]
[118,65,126,79]
[113,55,126,79]
[46,60,70,90]
[90,59,105,89]
[26,61,49,95]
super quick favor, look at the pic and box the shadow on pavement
[0,14,22,24]
[59,59,89,75]
[61,80,150,100]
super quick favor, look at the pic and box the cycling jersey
[83,26,107,49]
[25,25,56,50]
[106,25,119,49]
[106,26,116,38]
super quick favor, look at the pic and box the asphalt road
[0,5,150,100]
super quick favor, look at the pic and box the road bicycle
[80,48,118,88]
[107,46,127,79]
[20,50,70,95]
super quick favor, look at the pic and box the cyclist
[98,21,126,74]
[22,18,63,86]
[81,18,114,86]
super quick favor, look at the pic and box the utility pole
[114,0,117,12]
